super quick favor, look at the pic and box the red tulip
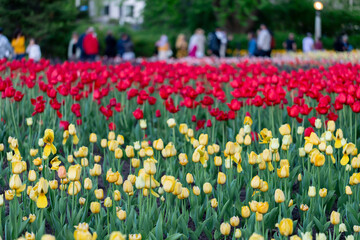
[133,108,144,120]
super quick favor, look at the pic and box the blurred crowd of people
[0,27,41,61]
[0,25,357,61]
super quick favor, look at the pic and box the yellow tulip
[49,180,58,190]
[214,156,222,166]
[234,229,242,238]
[74,222,97,240]
[68,181,81,196]
[110,232,126,240]
[308,186,316,197]
[330,211,340,225]
[203,182,212,194]
[43,129,56,158]
[114,190,121,201]
[179,123,188,135]
[279,124,291,135]
[28,170,37,182]
[94,189,104,200]
[256,202,269,214]
[68,164,81,181]
[84,178,93,190]
[167,118,176,128]
[274,189,285,203]
[241,206,251,218]
[9,174,22,190]
[90,164,102,176]
[220,222,231,236]
[210,198,218,208]
[249,233,264,240]
[116,210,127,221]
[230,216,240,227]
[153,139,164,150]
[186,173,194,184]
[144,158,156,175]
[114,148,123,159]
[90,202,100,214]
[41,235,56,240]
[123,180,133,194]
[279,218,293,236]
[217,172,226,185]
[192,186,200,196]
[319,188,327,198]
[79,197,86,205]
[104,197,112,208]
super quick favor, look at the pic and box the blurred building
[76,0,145,26]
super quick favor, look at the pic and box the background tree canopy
[1,0,360,58]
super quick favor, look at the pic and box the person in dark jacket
[117,34,135,61]
[105,31,117,58]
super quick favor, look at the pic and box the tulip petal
[331,154,336,164]
[335,139,342,149]
[237,163,243,173]
[51,144,57,154]
[340,154,349,166]
[73,134,79,145]
[37,193,48,208]
[267,162,274,171]
[150,189,159,198]
[43,145,51,157]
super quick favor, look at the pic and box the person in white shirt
[188,28,206,58]
[256,24,271,57]
[302,33,314,53]
[26,38,41,61]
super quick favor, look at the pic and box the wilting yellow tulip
[220,222,231,236]
[43,129,56,158]
[90,202,100,214]
[330,211,340,225]
[279,218,293,236]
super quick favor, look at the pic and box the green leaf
[165,233,185,240]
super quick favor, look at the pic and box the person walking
[283,33,297,52]
[156,35,171,60]
[11,29,26,60]
[26,38,41,61]
[0,27,13,59]
[256,24,271,57]
[247,32,257,57]
[83,27,99,61]
[105,31,117,58]
[208,28,221,57]
[188,29,205,58]
[302,33,314,53]
[175,34,188,58]
[216,29,227,58]
[68,32,80,60]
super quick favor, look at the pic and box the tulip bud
[131,158,140,168]
[104,197,112,208]
[256,212,263,221]
[319,188,327,198]
[241,206,250,218]
[89,133,97,143]
[354,225,360,232]
[297,126,304,135]
[84,178,93,190]
[203,182,212,194]
[108,131,115,140]
[28,170,37,182]
[274,189,285,203]
[214,156,222,166]
[330,211,340,225]
[210,198,218,208]
[78,197,86,205]
[217,172,226,185]
[167,118,176,128]
[94,189,104,200]
[116,209,127,220]
[90,202,101,214]
[179,124,188,135]
[220,222,231,236]
[234,229,242,238]
[251,175,261,189]
[49,180,58,190]
[186,173,194,184]
[123,180,133,194]
[114,190,121,201]
[38,138,44,147]
[346,185,352,195]
[315,119,322,129]
[230,216,240,227]
[308,186,316,197]
[327,120,335,132]
[139,119,147,129]
[193,186,200,196]
[101,139,107,148]
[199,133,208,146]
[115,148,123,159]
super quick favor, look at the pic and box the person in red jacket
[83,27,98,61]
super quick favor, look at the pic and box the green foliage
[0,0,78,58]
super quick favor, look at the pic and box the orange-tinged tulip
[279,218,294,236]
